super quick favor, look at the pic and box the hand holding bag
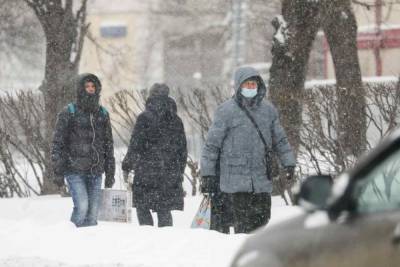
[191,196,211,229]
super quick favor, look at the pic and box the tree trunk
[41,24,77,194]
[269,0,366,159]
[269,0,320,154]
[321,0,367,156]
[25,0,88,194]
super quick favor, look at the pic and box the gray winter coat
[201,67,296,194]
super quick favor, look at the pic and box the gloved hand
[200,176,218,194]
[123,171,134,190]
[123,171,130,184]
[53,175,65,187]
[105,176,115,188]
[284,166,295,181]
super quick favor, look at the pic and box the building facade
[324,2,400,79]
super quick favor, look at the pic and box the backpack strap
[99,106,108,116]
[67,103,76,114]
[235,101,270,151]
[235,100,275,180]
[67,103,108,116]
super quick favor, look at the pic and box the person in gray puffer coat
[201,66,296,234]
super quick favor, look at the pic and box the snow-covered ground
[0,195,302,267]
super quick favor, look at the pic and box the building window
[100,24,127,38]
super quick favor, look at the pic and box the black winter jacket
[51,74,115,180]
[122,95,187,211]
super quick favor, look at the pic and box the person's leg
[221,193,234,232]
[84,175,103,226]
[210,192,230,234]
[65,174,89,227]
[157,209,172,227]
[232,192,253,234]
[247,193,271,232]
[136,206,154,226]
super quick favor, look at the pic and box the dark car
[231,130,400,267]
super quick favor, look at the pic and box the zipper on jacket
[90,113,100,176]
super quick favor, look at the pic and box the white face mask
[241,87,258,98]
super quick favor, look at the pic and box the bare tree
[175,86,231,195]
[364,79,400,141]
[176,87,230,140]
[107,89,147,146]
[299,78,400,179]
[23,0,89,194]
[0,91,45,197]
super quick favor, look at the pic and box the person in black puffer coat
[51,73,115,227]
[122,83,187,227]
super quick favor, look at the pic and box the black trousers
[231,192,271,234]
[210,192,271,234]
[210,192,233,234]
[136,206,173,227]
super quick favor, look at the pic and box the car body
[231,129,400,267]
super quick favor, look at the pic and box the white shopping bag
[98,189,132,223]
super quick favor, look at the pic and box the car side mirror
[293,174,334,211]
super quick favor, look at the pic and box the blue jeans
[66,174,102,227]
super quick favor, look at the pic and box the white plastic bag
[98,189,132,223]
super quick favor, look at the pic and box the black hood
[75,73,102,113]
[145,95,177,120]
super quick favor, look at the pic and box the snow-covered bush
[299,77,400,177]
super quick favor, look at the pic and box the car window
[353,148,400,214]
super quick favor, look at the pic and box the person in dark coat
[201,67,296,234]
[122,83,187,227]
[51,73,115,227]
